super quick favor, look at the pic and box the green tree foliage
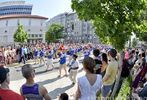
[132,38,138,48]
[136,9,147,42]
[72,0,146,50]
[13,23,28,43]
[46,24,64,43]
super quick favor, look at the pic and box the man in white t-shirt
[69,54,79,85]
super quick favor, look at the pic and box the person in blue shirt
[68,48,75,64]
[34,47,39,65]
[46,49,54,71]
[84,49,90,58]
[58,50,67,77]
[39,48,46,66]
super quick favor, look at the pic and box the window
[32,34,34,37]
[35,34,38,37]
[6,20,8,26]
[39,34,42,37]
[29,19,31,26]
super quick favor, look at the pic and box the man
[102,49,119,98]
[69,54,79,85]
[0,67,23,100]
[20,64,51,100]
[58,50,67,77]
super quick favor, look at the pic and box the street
[9,57,85,100]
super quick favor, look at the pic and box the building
[0,1,48,45]
[47,12,99,43]
[0,1,32,16]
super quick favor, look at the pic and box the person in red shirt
[0,67,23,100]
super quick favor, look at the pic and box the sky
[0,0,72,19]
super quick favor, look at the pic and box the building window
[29,19,31,26]
[35,34,38,37]
[32,34,34,37]
[28,29,31,32]
[5,30,7,33]
[40,29,42,32]
[39,34,42,37]
[6,20,8,26]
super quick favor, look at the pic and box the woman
[101,53,108,77]
[76,57,102,100]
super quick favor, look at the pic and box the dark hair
[93,49,100,57]
[73,54,78,59]
[83,57,95,73]
[59,93,69,100]
[102,53,108,64]
[109,49,117,58]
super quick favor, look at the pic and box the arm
[20,88,25,100]
[103,64,111,82]
[40,86,51,100]
[75,85,81,100]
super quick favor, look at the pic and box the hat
[0,67,9,84]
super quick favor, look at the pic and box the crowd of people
[0,43,147,100]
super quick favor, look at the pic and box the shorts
[102,84,113,97]
[60,64,67,69]
[47,59,53,65]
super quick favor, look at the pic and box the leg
[63,64,67,76]
[69,70,73,82]
[72,70,78,83]
[59,64,62,77]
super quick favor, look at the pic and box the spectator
[20,64,51,100]
[76,57,102,100]
[59,93,69,100]
[93,49,102,74]
[0,67,23,100]
[101,53,108,77]
[102,49,118,98]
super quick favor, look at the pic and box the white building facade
[0,1,48,45]
[47,12,98,43]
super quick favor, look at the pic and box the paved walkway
[9,56,86,100]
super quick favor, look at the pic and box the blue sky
[0,0,72,19]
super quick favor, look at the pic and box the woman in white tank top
[76,57,102,100]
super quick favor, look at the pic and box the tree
[71,0,146,97]
[13,23,28,43]
[132,38,138,48]
[136,9,147,42]
[46,24,64,43]
[72,0,146,51]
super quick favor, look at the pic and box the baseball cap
[0,67,9,84]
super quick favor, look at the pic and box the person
[102,49,118,99]
[20,64,51,100]
[34,47,39,64]
[46,49,54,71]
[76,57,102,100]
[68,54,79,85]
[101,53,108,77]
[59,93,69,100]
[19,45,26,64]
[39,47,46,66]
[58,50,67,77]
[93,49,102,74]
[0,67,23,100]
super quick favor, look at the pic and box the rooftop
[0,14,48,20]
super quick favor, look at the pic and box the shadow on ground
[48,84,74,99]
